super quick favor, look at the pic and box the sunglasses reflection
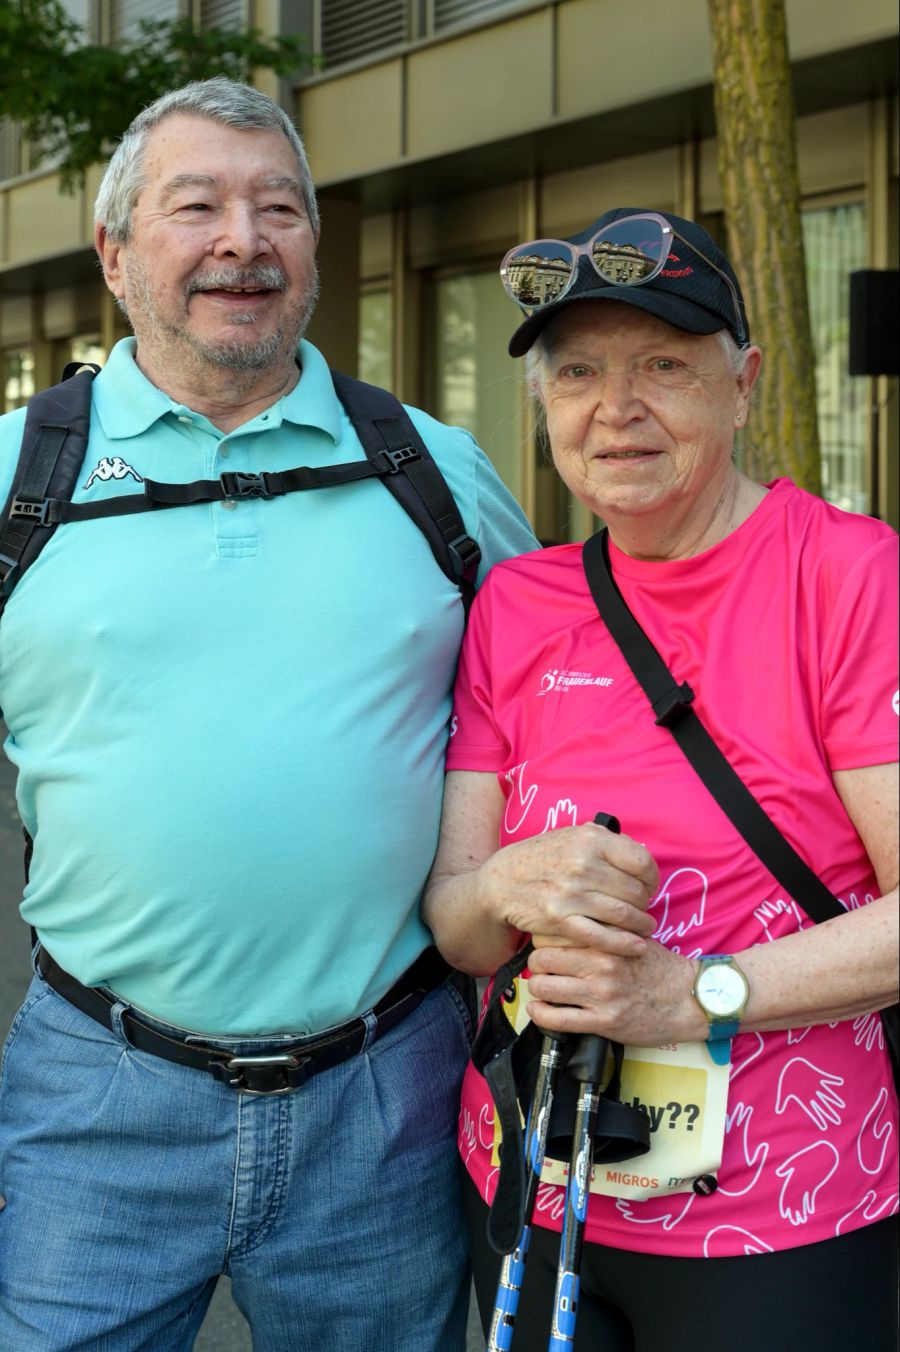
[504,235,661,308]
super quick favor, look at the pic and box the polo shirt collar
[93,336,344,444]
[280,340,343,444]
[93,338,171,439]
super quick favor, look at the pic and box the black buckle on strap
[378,445,420,474]
[653,681,695,728]
[220,471,279,499]
[10,495,53,526]
[448,532,481,580]
[211,1053,312,1096]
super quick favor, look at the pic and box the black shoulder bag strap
[582,527,899,1080]
[331,370,480,615]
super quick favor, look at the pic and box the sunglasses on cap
[500,211,747,347]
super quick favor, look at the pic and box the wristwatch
[692,954,750,1065]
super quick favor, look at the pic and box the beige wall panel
[43,282,103,341]
[298,63,403,183]
[360,213,394,279]
[786,0,897,60]
[699,103,870,213]
[540,148,678,238]
[1,295,34,348]
[252,0,279,41]
[7,178,82,264]
[557,0,896,125]
[408,183,520,269]
[557,0,712,121]
[797,105,868,196]
[406,10,553,161]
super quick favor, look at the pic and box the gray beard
[119,261,320,373]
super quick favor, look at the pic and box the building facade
[1,0,897,536]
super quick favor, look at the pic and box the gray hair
[94,77,319,243]
[523,320,752,395]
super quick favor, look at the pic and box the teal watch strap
[706,1035,734,1065]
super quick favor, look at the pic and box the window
[61,0,92,30]
[4,351,35,413]
[431,0,523,33]
[359,291,393,392]
[802,202,868,513]
[199,0,246,28]
[320,0,408,70]
[427,270,525,500]
[110,0,179,46]
[69,337,107,369]
[315,0,527,69]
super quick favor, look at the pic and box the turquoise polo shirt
[0,338,537,1034]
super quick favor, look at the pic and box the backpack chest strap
[8,455,399,529]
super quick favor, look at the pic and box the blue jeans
[0,964,473,1351]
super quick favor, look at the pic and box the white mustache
[185,267,287,296]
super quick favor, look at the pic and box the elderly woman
[423,208,898,1351]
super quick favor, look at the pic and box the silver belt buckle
[223,1052,306,1096]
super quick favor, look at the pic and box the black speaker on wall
[848,270,899,376]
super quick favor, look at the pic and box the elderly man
[0,78,536,1350]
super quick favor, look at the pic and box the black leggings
[464,1173,900,1352]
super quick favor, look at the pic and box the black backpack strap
[30,459,391,525]
[1,364,481,618]
[331,370,480,614]
[0,362,99,616]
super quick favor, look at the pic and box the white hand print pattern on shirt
[464,764,898,1254]
[775,1060,846,1130]
[857,1089,894,1175]
[649,868,708,946]
[776,1141,839,1225]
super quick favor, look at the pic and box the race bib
[491,976,731,1200]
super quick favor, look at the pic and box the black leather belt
[37,944,452,1096]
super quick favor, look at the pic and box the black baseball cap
[507,207,749,357]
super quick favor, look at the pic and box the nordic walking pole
[548,812,620,1352]
[487,1033,568,1351]
[488,813,619,1351]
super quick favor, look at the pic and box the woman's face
[538,300,760,537]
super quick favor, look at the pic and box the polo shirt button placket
[219,441,237,509]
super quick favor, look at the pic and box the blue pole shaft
[487,1035,567,1352]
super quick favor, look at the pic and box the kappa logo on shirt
[537,668,614,696]
[84,456,143,489]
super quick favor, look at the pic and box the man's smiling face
[98,113,319,378]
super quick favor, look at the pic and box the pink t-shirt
[447,480,899,1257]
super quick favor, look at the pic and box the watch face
[697,964,747,1018]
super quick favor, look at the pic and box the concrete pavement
[0,724,486,1350]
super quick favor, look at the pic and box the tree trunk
[707,0,822,492]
